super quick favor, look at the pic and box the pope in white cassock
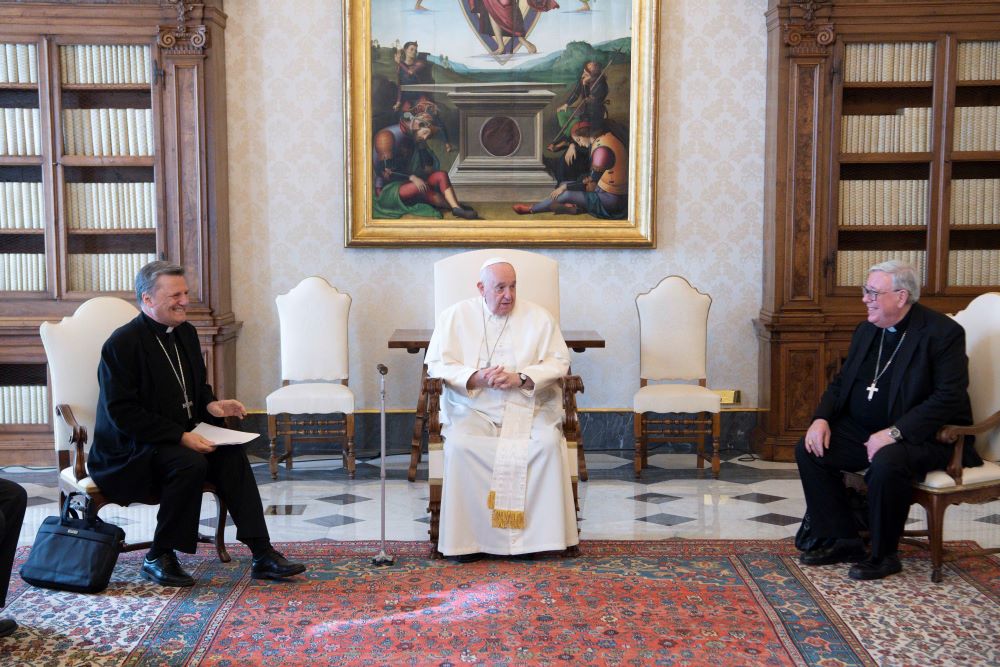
[425,258,580,558]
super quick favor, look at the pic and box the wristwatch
[888,426,902,442]
[518,373,529,387]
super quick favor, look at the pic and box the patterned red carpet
[3,540,998,666]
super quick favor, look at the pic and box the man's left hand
[482,367,519,391]
[864,429,896,462]
[207,399,247,419]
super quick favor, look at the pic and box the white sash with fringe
[487,390,535,529]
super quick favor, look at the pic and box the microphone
[376,363,388,376]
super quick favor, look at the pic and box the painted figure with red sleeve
[372,111,478,220]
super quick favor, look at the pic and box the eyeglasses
[861,285,905,299]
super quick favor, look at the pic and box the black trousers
[795,419,951,559]
[149,445,269,554]
[0,477,27,607]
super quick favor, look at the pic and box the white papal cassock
[425,297,579,556]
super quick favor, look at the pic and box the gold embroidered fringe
[487,491,525,528]
[491,509,526,529]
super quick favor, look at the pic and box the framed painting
[344,0,659,247]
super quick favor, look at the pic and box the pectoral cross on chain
[181,399,193,419]
[865,382,879,400]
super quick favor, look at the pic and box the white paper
[192,422,259,446]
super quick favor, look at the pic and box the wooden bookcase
[0,1,239,466]
[756,0,1000,461]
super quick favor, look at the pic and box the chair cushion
[634,384,721,414]
[59,466,100,494]
[266,382,355,415]
[918,459,1000,490]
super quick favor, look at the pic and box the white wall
[224,0,768,411]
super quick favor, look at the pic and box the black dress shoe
[799,540,867,566]
[0,618,17,638]
[141,551,195,587]
[251,549,306,580]
[849,554,902,581]
[451,552,485,564]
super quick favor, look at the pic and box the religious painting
[344,0,659,247]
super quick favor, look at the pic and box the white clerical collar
[166,326,175,333]
[481,299,507,321]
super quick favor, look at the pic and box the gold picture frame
[344,0,658,247]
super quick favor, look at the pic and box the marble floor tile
[5,454,998,550]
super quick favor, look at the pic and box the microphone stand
[372,363,394,566]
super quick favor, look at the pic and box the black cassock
[89,313,268,553]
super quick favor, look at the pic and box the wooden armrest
[423,378,444,445]
[55,404,88,482]
[561,374,584,395]
[424,377,444,396]
[938,411,1000,443]
[935,410,1000,484]
[560,374,584,443]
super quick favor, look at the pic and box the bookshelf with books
[949,39,1000,290]
[0,1,238,466]
[58,42,157,297]
[0,42,46,299]
[756,1,1000,461]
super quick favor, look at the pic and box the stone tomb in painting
[401,82,558,202]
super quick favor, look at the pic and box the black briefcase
[20,493,125,594]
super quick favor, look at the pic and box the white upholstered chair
[904,292,1000,581]
[40,296,229,561]
[422,248,583,552]
[266,276,355,479]
[633,276,721,478]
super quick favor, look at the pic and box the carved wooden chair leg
[345,413,356,479]
[577,444,589,482]
[696,420,705,470]
[711,412,721,479]
[634,413,644,478]
[282,413,294,473]
[926,496,947,583]
[408,372,429,482]
[267,414,279,479]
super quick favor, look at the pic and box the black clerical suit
[0,477,26,607]
[795,302,983,559]
[89,313,268,554]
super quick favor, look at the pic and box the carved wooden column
[158,1,241,398]
[754,0,837,460]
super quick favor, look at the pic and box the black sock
[146,546,170,561]
[246,538,272,559]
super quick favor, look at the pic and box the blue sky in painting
[370,0,632,70]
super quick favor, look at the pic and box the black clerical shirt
[846,310,912,433]
[142,313,198,431]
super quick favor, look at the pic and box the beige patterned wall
[225,0,768,411]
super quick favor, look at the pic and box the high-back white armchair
[633,276,722,478]
[433,248,560,321]
[41,297,138,474]
[903,291,1000,581]
[423,249,583,553]
[265,276,355,479]
[39,296,229,561]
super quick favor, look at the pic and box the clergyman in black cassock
[795,260,983,580]
[0,477,26,637]
[88,261,305,587]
